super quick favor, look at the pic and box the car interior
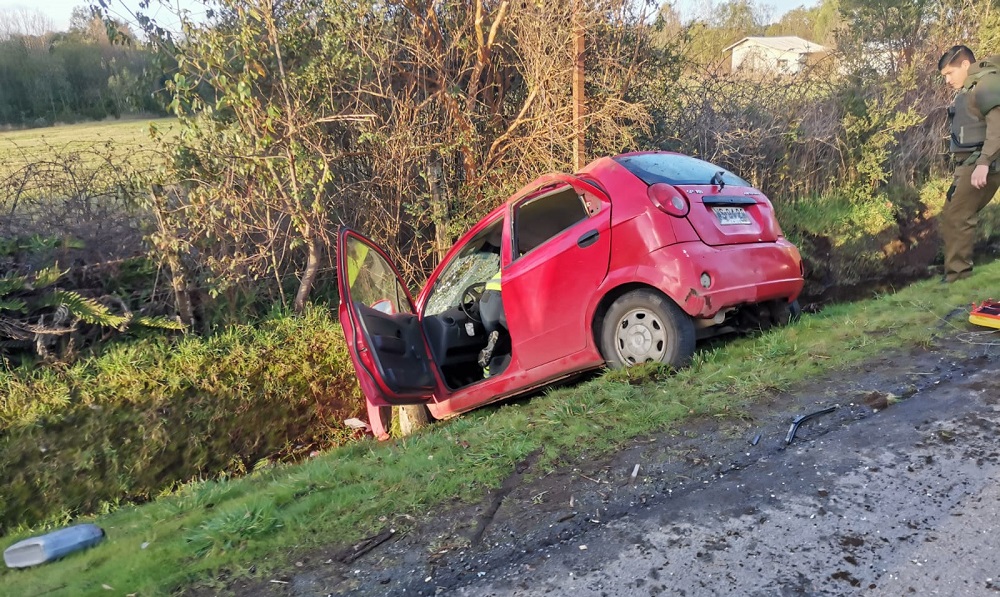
[421,185,591,389]
[421,222,503,389]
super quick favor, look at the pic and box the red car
[337,151,804,439]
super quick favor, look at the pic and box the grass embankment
[2,263,998,596]
[777,181,1000,293]
[0,309,361,534]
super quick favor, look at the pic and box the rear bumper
[651,239,804,318]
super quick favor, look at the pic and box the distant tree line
[0,7,167,126]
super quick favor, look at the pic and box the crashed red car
[337,151,804,439]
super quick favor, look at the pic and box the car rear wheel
[769,299,801,326]
[600,289,696,369]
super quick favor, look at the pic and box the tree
[837,0,934,72]
[0,5,159,126]
[652,2,684,48]
[111,0,654,310]
[766,6,821,40]
[811,0,841,45]
[0,7,54,42]
[685,0,771,66]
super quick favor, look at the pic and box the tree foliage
[683,0,771,66]
[0,8,164,126]
[115,0,661,320]
[837,0,934,72]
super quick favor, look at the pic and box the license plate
[712,206,752,226]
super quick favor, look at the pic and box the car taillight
[647,183,689,217]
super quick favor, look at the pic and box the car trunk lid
[673,185,780,246]
[613,152,781,247]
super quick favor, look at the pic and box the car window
[514,185,589,257]
[424,220,503,317]
[344,236,412,315]
[614,153,750,187]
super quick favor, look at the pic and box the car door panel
[336,229,443,406]
[503,184,612,371]
[353,304,435,392]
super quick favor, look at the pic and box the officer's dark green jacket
[951,56,1000,167]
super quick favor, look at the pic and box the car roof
[483,151,683,216]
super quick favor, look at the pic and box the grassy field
[0,118,176,156]
[1,261,998,596]
[0,118,177,177]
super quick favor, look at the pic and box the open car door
[337,230,442,435]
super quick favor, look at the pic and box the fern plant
[0,263,184,362]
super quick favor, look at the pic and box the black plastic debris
[785,406,838,445]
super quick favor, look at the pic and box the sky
[672,0,820,23]
[0,0,203,32]
[2,0,820,33]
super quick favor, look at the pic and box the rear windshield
[614,153,750,187]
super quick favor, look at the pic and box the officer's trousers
[941,164,1000,282]
[480,289,507,334]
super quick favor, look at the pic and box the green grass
[0,118,176,160]
[0,118,177,178]
[3,262,998,596]
[0,309,362,535]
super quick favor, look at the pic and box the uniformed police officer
[940,45,1000,282]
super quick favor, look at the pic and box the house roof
[723,36,829,54]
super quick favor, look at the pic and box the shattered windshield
[424,220,503,316]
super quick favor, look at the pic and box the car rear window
[614,153,750,187]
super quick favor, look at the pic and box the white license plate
[712,206,752,226]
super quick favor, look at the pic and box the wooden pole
[572,0,586,171]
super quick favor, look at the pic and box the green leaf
[0,298,27,313]
[0,276,27,296]
[32,266,65,290]
[133,316,188,331]
[42,290,129,329]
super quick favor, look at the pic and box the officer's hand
[972,164,990,189]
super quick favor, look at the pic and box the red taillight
[647,183,689,217]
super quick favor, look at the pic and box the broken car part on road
[784,405,838,444]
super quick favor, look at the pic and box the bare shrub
[0,140,154,270]
[0,140,175,362]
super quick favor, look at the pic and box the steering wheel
[460,282,487,322]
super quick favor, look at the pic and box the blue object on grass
[4,524,105,568]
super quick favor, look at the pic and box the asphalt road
[451,343,1000,596]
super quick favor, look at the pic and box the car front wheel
[600,289,696,369]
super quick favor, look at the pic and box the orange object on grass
[969,299,1000,329]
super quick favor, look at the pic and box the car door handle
[577,229,599,248]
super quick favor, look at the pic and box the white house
[723,36,831,74]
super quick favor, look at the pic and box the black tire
[770,299,801,327]
[789,299,802,322]
[600,289,696,369]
